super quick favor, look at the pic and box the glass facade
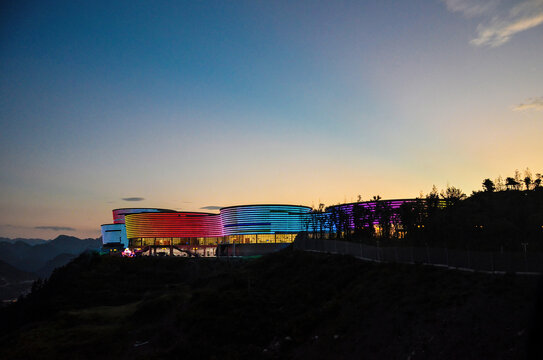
[129,236,223,247]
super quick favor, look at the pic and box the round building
[220,204,311,244]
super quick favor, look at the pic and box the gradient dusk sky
[1,0,542,239]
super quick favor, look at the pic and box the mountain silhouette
[0,235,101,273]
[0,238,47,246]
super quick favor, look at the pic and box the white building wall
[101,223,128,248]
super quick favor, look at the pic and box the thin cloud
[122,197,145,202]
[1,224,28,229]
[471,12,543,47]
[200,205,223,210]
[513,97,543,111]
[443,0,498,17]
[35,226,76,231]
[444,0,543,47]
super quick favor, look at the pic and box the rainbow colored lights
[101,205,311,249]
[100,200,441,251]
[113,208,175,224]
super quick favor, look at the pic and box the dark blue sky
[1,0,542,238]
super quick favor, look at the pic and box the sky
[1,0,542,239]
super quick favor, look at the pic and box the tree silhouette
[398,200,423,241]
[482,178,495,192]
[440,185,466,206]
[360,204,376,239]
[338,207,351,240]
[329,207,341,239]
[309,204,326,239]
[310,170,543,251]
[494,176,506,191]
[523,168,532,189]
[534,173,542,188]
[352,203,364,236]
[506,177,519,191]
[514,169,522,188]
[375,200,393,240]
[524,176,532,191]
[426,185,440,208]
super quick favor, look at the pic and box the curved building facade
[101,204,312,255]
[112,208,175,224]
[101,208,176,249]
[99,198,450,256]
[327,199,417,227]
[326,198,447,226]
[220,204,311,244]
[316,198,448,238]
[125,212,223,247]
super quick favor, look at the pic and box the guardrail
[293,236,543,275]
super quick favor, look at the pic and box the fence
[293,236,543,275]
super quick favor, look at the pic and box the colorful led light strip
[220,205,311,235]
[326,199,447,227]
[112,208,175,224]
[106,201,445,245]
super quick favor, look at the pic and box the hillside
[35,253,78,279]
[0,260,37,301]
[0,249,540,359]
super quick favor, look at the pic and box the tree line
[304,169,543,252]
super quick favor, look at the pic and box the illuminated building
[100,204,311,256]
[125,212,222,256]
[320,198,447,237]
[220,204,311,244]
[99,200,443,256]
[100,223,128,248]
[112,208,175,224]
[100,208,175,251]
[326,198,447,224]
[326,199,418,228]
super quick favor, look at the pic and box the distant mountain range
[0,235,102,301]
[0,238,47,246]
